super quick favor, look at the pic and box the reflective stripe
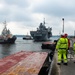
[59,48,66,49]
[61,43,67,44]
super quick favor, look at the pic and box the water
[50,36,60,42]
[0,36,59,59]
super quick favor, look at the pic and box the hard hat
[60,33,64,37]
[64,33,68,37]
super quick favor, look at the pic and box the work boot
[64,63,68,65]
[61,60,63,63]
[57,63,61,65]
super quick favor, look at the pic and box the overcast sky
[0,0,75,35]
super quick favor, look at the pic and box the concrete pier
[50,51,75,75]
[50,52,61,75]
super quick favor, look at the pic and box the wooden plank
[1,52,48,75]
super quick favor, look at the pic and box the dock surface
[50,52,75,75]
[60,60,75,75]
[55,54,75,75]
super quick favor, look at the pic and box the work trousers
[73,51,75,62]
[58,49,68,63]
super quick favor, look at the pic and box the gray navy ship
[30,19,52,41]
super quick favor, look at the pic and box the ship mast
[1,21,8,36]
[3,21,7,28]
[43,18,45,25]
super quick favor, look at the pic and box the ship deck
[0,51,50,75]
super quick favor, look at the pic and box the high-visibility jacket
[73,43,75,54]
[56,37,68,50]
[73,43,75,51]
[68,39,70,48]
[67,38,70,48]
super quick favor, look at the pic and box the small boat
[23,35,33,40]
[41,41,56,50]
[23,32,33,40]
[0,21,17,44]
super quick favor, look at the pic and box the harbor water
[0,36,59,59]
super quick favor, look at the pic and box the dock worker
[64,33,70,49]
[56,33,68,65]
[64,33,70,58]
[73,42,75,63]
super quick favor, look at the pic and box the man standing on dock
[56,34,68,65]
[64,33,70,58]
[73,42,75,63]
[64,33,70,50]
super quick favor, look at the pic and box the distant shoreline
[14,35,75,37]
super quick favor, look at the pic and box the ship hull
[23,38,32,40]
[0,36,17,44]
[30,31,52,41]
[33,35,49,41]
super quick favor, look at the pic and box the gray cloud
[4,0,29,8]
[0,0,75,35]
[33,0,75,17]
[0,0,33,23]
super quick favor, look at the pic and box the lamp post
[62,18,64,33]
[74,30,75,37]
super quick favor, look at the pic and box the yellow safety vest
[56,37,68,50]
[73,43,75,51]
